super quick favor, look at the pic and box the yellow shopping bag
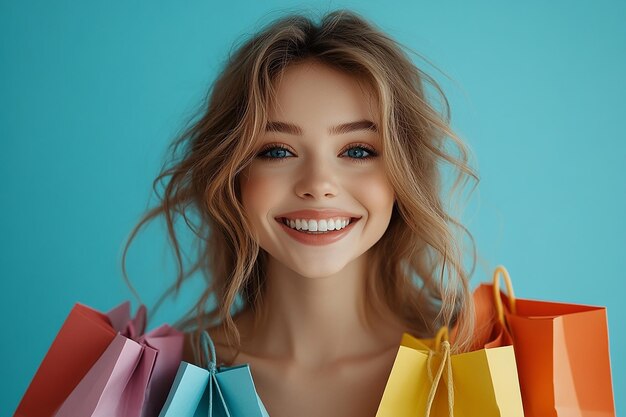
[376,324,524,416]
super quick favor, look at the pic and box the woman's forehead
[266,61,379,121]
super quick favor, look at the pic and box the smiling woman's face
[238,60,396,278]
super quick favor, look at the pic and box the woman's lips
[275,217,361,246]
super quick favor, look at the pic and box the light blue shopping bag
[158,330,270,417]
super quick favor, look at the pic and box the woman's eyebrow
[265,120,378,136]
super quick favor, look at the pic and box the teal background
[2,1,624,415]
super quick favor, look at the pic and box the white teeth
[282,217,352,232]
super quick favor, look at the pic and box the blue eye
[258,145,293,160]
[257,143,378,164]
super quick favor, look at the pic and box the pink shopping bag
[53,301,184,417]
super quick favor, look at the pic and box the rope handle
[425,326,454,417]
[434,326,449,353]
[492,265,517,325]
[200,330,218,374]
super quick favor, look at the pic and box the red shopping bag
[492,265,616,417]
[14,303,118,417]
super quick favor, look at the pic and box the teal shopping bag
[158,330,269,417]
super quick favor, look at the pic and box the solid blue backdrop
[1,1,624,415]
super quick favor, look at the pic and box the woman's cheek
[351,169,395,204]
[240,167,284,215]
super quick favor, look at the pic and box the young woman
[122,9,479,417]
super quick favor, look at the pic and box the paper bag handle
[493,265,517,325]
[434,325,449,353]
[200,330,218,374]
[426,326,454,417]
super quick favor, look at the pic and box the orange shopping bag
[492,265,616,417]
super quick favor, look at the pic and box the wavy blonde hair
[121,8,480,364]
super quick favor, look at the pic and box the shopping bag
[376,291,525,417]
[14,303,119,417]
[492,265,616,417]
[52,301,184,417]
[159,330,270,417]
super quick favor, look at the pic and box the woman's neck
[239,252,406,370]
